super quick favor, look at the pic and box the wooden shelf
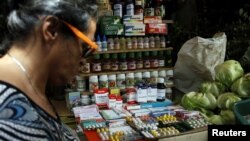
[94,47,173,54]
[162,20,174,24]
[80,67,174,77]
[82,84,175,95]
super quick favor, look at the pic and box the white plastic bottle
[113,0,123,17]
[102,35,108,51]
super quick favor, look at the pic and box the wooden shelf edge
[162,20,174,24]
[94,47,173,54]
[79,67,174,77]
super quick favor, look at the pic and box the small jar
[89,75,99,92]
[142,71,151,85]
[99,75,108,89]
[111,54,119,71]
[136,52,143,69]
[117,74,126,90]
[75,75,86,91]
[119,53,128,71]
[128,52,136,70]
[150,71,158,85]
[81,95,90,106]
[108,74,117,88]
[91,95,95,104]
[91,54,102,72]
[102,54,111,71]
[134,72,143,85]
[143,52,151,68]
[126,73,135,88]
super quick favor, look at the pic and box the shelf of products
[69,0,176,112]
[94,47,173,54]
[80,67,174,77]
[58,0,210,140]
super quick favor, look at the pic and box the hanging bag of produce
[174,32,227,93]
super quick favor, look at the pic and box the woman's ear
[42,16,60,42]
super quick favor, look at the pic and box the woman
[0,0,98,140]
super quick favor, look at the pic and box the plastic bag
[174,32,227,93]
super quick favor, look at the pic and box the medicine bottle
[157,78,166,102]
[107,37,114,50]
[136,52,143,69]
[155,35,160,48]
[126,73,135,88]
[150,51,159,68]
[102,35,107,51]
[108,74,117,88]
[89,75,99,93]
[91,54,101,72]
[144,36,149,48]
[126,0,134,15]
[99,75,108,89]
[135,0,143,16]
[117,74,126,90]
[119,37,126,49]
[102,54,111,71]
[144,0,154,16]
[111,54,119,71]
[114,36,120,50]
[126,37,132,49]
[132,37,138,49]
[143,52,151,68]
[81,95,90,106]
[137,36,144,49]
[128,52,136,70]
[134,72,143,85]
[119,53,128,71]
[96,34,102,51]
[113,0,123,17]
[158,51,165,67]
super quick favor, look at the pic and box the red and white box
[146,23,167,34]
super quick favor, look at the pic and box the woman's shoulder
[0,80,29,103]
[0,80,38,120]
[0,80,80,141]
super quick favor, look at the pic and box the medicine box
[65,91,81,109]
[124,23,145,36]
[101,24,124,35]
[123,15,143,23]
[146,23,167,34]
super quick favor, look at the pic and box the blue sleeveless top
[0,81,80,141]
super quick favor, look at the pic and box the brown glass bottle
[102,54,111,71]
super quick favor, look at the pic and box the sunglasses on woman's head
[63,21,98,58]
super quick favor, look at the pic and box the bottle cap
[135,72,142,78]
[103,54,110,59]
[99,75,108,81]
[81,95,89,98]
[120,53,127,59]
[75,75,84,81]
[108,74,116,80]
[142,71,150,78]
[129,52,135,58]
[158,70,166,77]
[117,74,125,79]
[157,78,164,83]
[126,73,134,78]
[89,75,98,82]
[111,53,118,59]
[136,52,142,58]
[94,54,100,59]
[151,71,158,77]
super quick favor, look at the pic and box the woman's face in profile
[48,19,96,86]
